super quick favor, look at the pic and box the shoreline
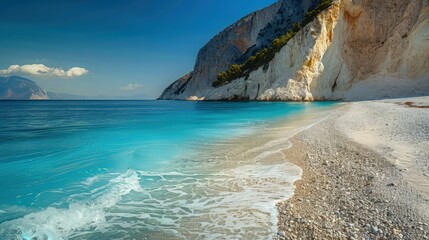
[276,97,429,239]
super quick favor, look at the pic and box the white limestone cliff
[160,0,429,101]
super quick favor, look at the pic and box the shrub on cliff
[212,0,334,88]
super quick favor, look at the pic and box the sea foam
[0,170,142,240]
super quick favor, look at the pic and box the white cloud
[64,67,89,77]
[0,64,89,77]
[120,83,144,91]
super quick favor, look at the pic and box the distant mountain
[0,76,49,100]
[0,75,154,100]
[48,92,154,100]
[120,93,153,100]
[48,93,153,100]
[47,92,89,100]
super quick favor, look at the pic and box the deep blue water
[0,100,336,239]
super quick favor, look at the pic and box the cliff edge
[159,0,429,101]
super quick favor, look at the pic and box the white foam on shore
[0,162,300,239]
[0,170,142,240]
[105,162,301,239]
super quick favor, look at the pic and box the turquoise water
[0,100,336,239]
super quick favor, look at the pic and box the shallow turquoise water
[0,100,336,239]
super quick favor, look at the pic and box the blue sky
[0,0,276,98]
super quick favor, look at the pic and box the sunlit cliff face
[160,0,429,101]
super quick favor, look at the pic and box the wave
[0,170,142,240]
[1,161,300,240]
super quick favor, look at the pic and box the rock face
[160,0,429,100]
[159,0,319,99]
[159,72,193,100]
[0,76,49,100]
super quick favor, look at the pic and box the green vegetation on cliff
[213,0,334,88]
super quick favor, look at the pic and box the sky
[0,0,276,98]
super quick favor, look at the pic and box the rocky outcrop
[158,72,193,100]
[311,0,429,100]
[0,76,49,100]
[159,0,319,100]
[186,96,205,101]
[160,0,429,101]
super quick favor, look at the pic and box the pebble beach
[276,97,429,239]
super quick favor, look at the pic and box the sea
[0,100,336,240]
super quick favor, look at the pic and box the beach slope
[277,96,429,239]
